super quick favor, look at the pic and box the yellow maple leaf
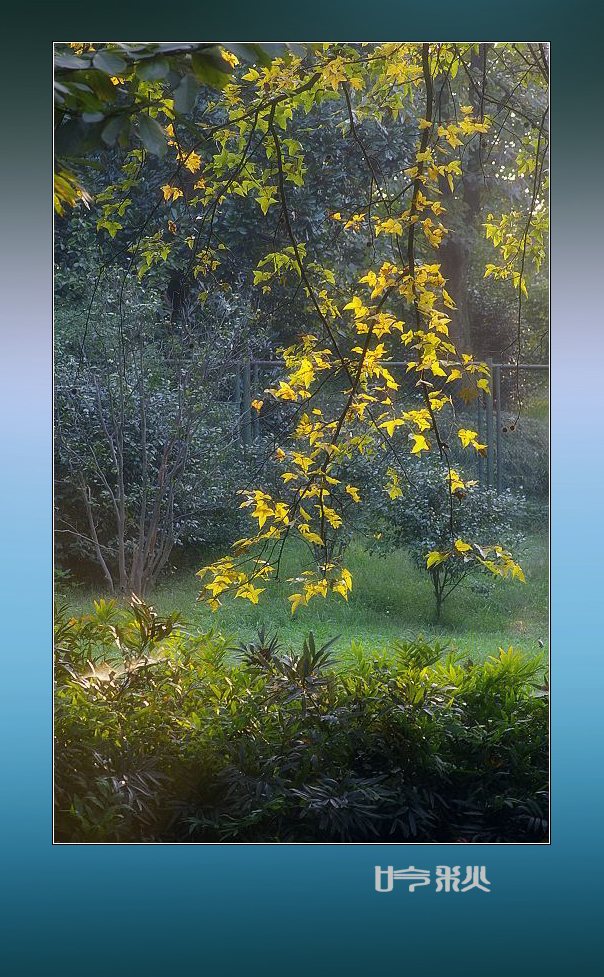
[289,592,306,614]
[298,524,324,546]
[454,539,472,554]
[183,150,202,173]
[458,428,478,448]
[426,550,450,569]
[161,185,183,203]
[252,501,273,528]
[236,583,264,604]
[381,417,405,437]
[410,433,430,454]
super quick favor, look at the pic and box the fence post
[494,364,502,493]
[233,364,241,445]
[241,354,252,448]
[252,361,260,440]
[477,391,485,490]
[486,357,494,489]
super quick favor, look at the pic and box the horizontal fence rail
[228,357,548,494]
[64,356,543,492]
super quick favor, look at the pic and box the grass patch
[60,532,548,663]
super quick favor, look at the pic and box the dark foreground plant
[55,600,548,843]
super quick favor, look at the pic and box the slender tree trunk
[80,481,115,593]
[437,45,487,353]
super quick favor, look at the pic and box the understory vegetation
[55,598,548,843]
[60,531,548,657]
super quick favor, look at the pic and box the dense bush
[350,452,526,619]
[55,598,548,843]
[54,275,277,591]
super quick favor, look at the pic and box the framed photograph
[1,2,601,974]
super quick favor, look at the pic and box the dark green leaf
[54,52,92,70]
[173,73,199,114]
[101,115,127,147]
[191,51,232,90]
[93,50,128,76]
[55,119,105,155]
[136,114,167,156]
[136,57,170,81]
[75,69,117,103]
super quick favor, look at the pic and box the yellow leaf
[252,501,273,528]
[448,469,468,494]
[322,505,343,529]
[375,217,403,237]
[332,579,349,599]
[183,150,202,173]
[235,583,265,604]
[410,433,430,454]
[380,417,405,437]
[458,428,478,448]
[304,578,328,599]
[298,525,324,546]
[454,539,472,553]
[343,295,368,318]
[442,288,456,310]
[220,48,239,68]
[288,593,306,614]
[161,185,183,202]
[426,550,450,569]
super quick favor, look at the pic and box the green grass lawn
[60,532,548,664]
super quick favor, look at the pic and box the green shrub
[353,453,526,620]
[55,599,548,843]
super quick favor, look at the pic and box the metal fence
[229,357,549,496]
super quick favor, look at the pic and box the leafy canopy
[54,41,548,611]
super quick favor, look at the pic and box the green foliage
[54,269,273,590]
[55,599,548,843]
[353,452,526,618]
[54,42,299,209]
[55,42,547,612]
[62,531,549,657]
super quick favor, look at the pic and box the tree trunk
[437,45,487,353]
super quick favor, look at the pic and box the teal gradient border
[2,3,602,973]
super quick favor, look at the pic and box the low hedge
[54,598,548,843]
